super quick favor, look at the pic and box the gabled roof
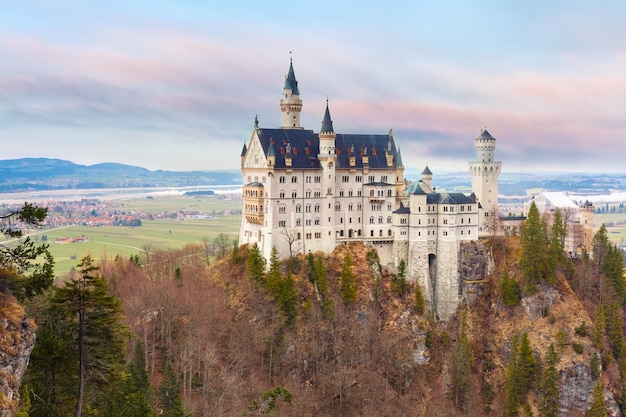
[240,143,247,157]
[422,166,432,175]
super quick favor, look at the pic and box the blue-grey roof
[426,193,476,205]
[393,206,411,214]
[421,166,432,175]
[396,147,403,167]
[255,127,400,171]
[240,143,247,157]
[320,102,334,133]
[284,61,300,95]
[478,129,495,140]
[245,182,264,187]
[406,182,427,195]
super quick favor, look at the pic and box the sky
[1,1,625,174]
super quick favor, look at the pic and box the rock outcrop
[0,297,36,417]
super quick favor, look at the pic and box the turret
[469,128,502,234]
[280,57,303,129]
[318,100,336,158]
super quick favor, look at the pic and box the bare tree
[214,233,232,260]
[280,227,301,258]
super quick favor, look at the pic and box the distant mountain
[0,158,242,192]
[1,158,624,195]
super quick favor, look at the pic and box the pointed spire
[396,147,403,167]
[240,142,247,157]
[320,99,334,133]
[283,56,300,95]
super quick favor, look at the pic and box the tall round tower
[280,57,303,129]
[469,128,502,231]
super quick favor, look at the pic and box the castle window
[292,191,297,198]
[358,217,361,224]
[387,203,392,211]
[443,206,448,212]
[315,232,321,238]
[387,216,392,223]
[279,206,286,214]
[306,176,311,183]
[379,230,383,236]
[443,231,448,236]
[444,219,448,225]
[418,207,421,212]
[349,190,353,197]
[461,218,464,224]
[450,206,454,212]
[315,218,320,225]
[388,229,392,236]
[340,218,343,224]
[279,176,285,183]
[335,203,341,211]
[306,219,311,226]
[371,231,374,237]
[314,191,321,198]
[315,176,321,183]
[381,175,387,182]
[296,219,301,226]
[401,218,407,224]
[306,190,311,198]
[357,203,362,211]
[369,175,375,182]
[387,189,392,197]
[357,190,362,197]
[356,176,362,183]
[297,232,301,239]
[378,216,383,224]
[370,216,374,224]
[460,205,465,212]
[291,176,297,183]
[349,203,353,211]
[280,192,285,199]
[342,175,349,183]
[370,190,375,197]
[279,220,286,227]
[296,204,301,213]
[339,190,344,197]
[315,204,320,212]
[306,204,311,213]
[327,187,332,195]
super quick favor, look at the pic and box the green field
[596,212,626,246]
[32,216,241,276]
[0,195,243,276]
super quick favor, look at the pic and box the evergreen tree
[451,313,474,410]
[518,333,536,394]
[246,243,266,284]
[547,208,565,280]
[592,303,607,349]
[0,202,54,301]
[520,202,549,293]
[538,344,560,417]
[589,379,607,417]
[340,252,357,305]
[391,259,408,296]
[158,362,189,417]
[414,283,425,315]
[50,255,129,417]
[501,272,522,306]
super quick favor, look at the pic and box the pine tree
[414,283,425,315]
[504,334,521,417]
[589,379,607,417]
[50,255,129,417]
[538,344,560,417]
[340,252,357,305]
[501,272,521,306]
[518,333,536,394]
[592,303,607,349]
[451,313,474,410]
[547,208,565,282]
[246,243,266,284]
[520,202,549,293]
[159,362,189,417]
[391,259,408,296]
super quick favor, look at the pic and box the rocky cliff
[0,295,36,417]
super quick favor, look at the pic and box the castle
[239,59,498,319]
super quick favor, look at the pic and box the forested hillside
[8,203,626,416]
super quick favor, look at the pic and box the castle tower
[280,58,303,129]
[579,200,595,254]
[318,101,337,252]
[469,128,501,233]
